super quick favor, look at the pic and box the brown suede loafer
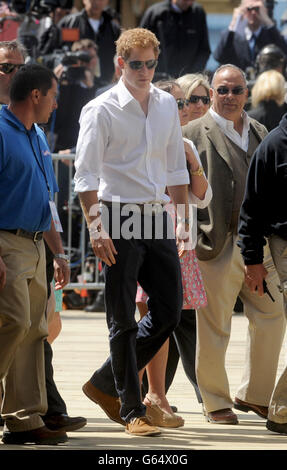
[205,408,238,424]
[234,397,268,419]
[125,416,161,436]
[43,413,87,432]
[1,425,68,445]
[82,380,125,426]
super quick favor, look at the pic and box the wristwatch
[190,166,204,177]
[54,253,69,262]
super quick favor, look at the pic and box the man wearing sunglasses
[0,41,87,440]
[183,64,285,425]
[0,40,25,106]
[75,27,190,437]
[214,0,287,72]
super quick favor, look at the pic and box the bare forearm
[44,220,64,254]
[167,184,189,219]
[189,168,208,201]
[78,190,100,228]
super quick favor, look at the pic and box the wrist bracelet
[190,166,204,177]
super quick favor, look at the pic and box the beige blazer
[182,111,268,261]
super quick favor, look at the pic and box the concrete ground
[1,309,287,457]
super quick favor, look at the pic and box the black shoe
[266,419,287,434]
[84,290,105,312]
[63,291,84,310]
[2,425,68,445]
[43,413,87,432]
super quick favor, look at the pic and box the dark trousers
[142,309,202,403]
[44,340,67,416]
[44,244,67,417]
[91,211,183,422]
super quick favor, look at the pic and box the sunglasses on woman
[127,59,158,70]
[0,63,23,74]
[176,98,190,110]
[189,95,210,105]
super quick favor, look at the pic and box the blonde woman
[248,69,287,131]
[176,73,210,121]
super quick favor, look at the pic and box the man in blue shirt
[0,64,70,445]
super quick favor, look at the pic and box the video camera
[40,49,91,85]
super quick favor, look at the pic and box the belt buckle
[33,231,41,242]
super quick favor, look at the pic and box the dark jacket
[38,23,61,56]
[248,100,287,131]
[238,113,287,264]
[57,9,120,83]
[140,0,210,77]
[213,26,287,71]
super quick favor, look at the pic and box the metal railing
[52,153,104,291]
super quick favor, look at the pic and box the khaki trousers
[0,231,48,431]
[268,235,287,423]
[196,233,286,413]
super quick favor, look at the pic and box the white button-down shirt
[74,78,189,204]
[209,107,251,151]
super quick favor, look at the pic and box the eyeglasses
[127,59,158,70]
[0,63,24,74]
[189,95,210,105]
[215,86,246,95]
[176,98,190,110]
[246,6,260,12]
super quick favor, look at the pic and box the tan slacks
[267,235,287,423]
[196,233,286,413]
[0,231,48,431]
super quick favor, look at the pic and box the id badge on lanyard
[49,200,63,232]
[28,131,64,233]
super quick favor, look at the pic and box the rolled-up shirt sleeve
[166,103,190,187]
[74,103,109,193]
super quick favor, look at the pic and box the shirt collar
[245,25,262,40]
[210,107,251,132]
[117,77,161,108]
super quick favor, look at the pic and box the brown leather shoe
[43,413,87,432]
[234,397,268,419]
[82,380,125,426]
[1,425,68,445]
[206,408,238,424]
[125,416,161,436]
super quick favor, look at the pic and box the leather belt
[101,200,164,215]
[1,229,43,242]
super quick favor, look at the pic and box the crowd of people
[0,0,287,446]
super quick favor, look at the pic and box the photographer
[37,6,71,56]
[51,49,95,151]
[214,0,287,71]
[57,0,120,83]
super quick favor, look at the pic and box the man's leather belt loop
[0,228,43,241]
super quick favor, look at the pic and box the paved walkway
[1,310,287,454]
